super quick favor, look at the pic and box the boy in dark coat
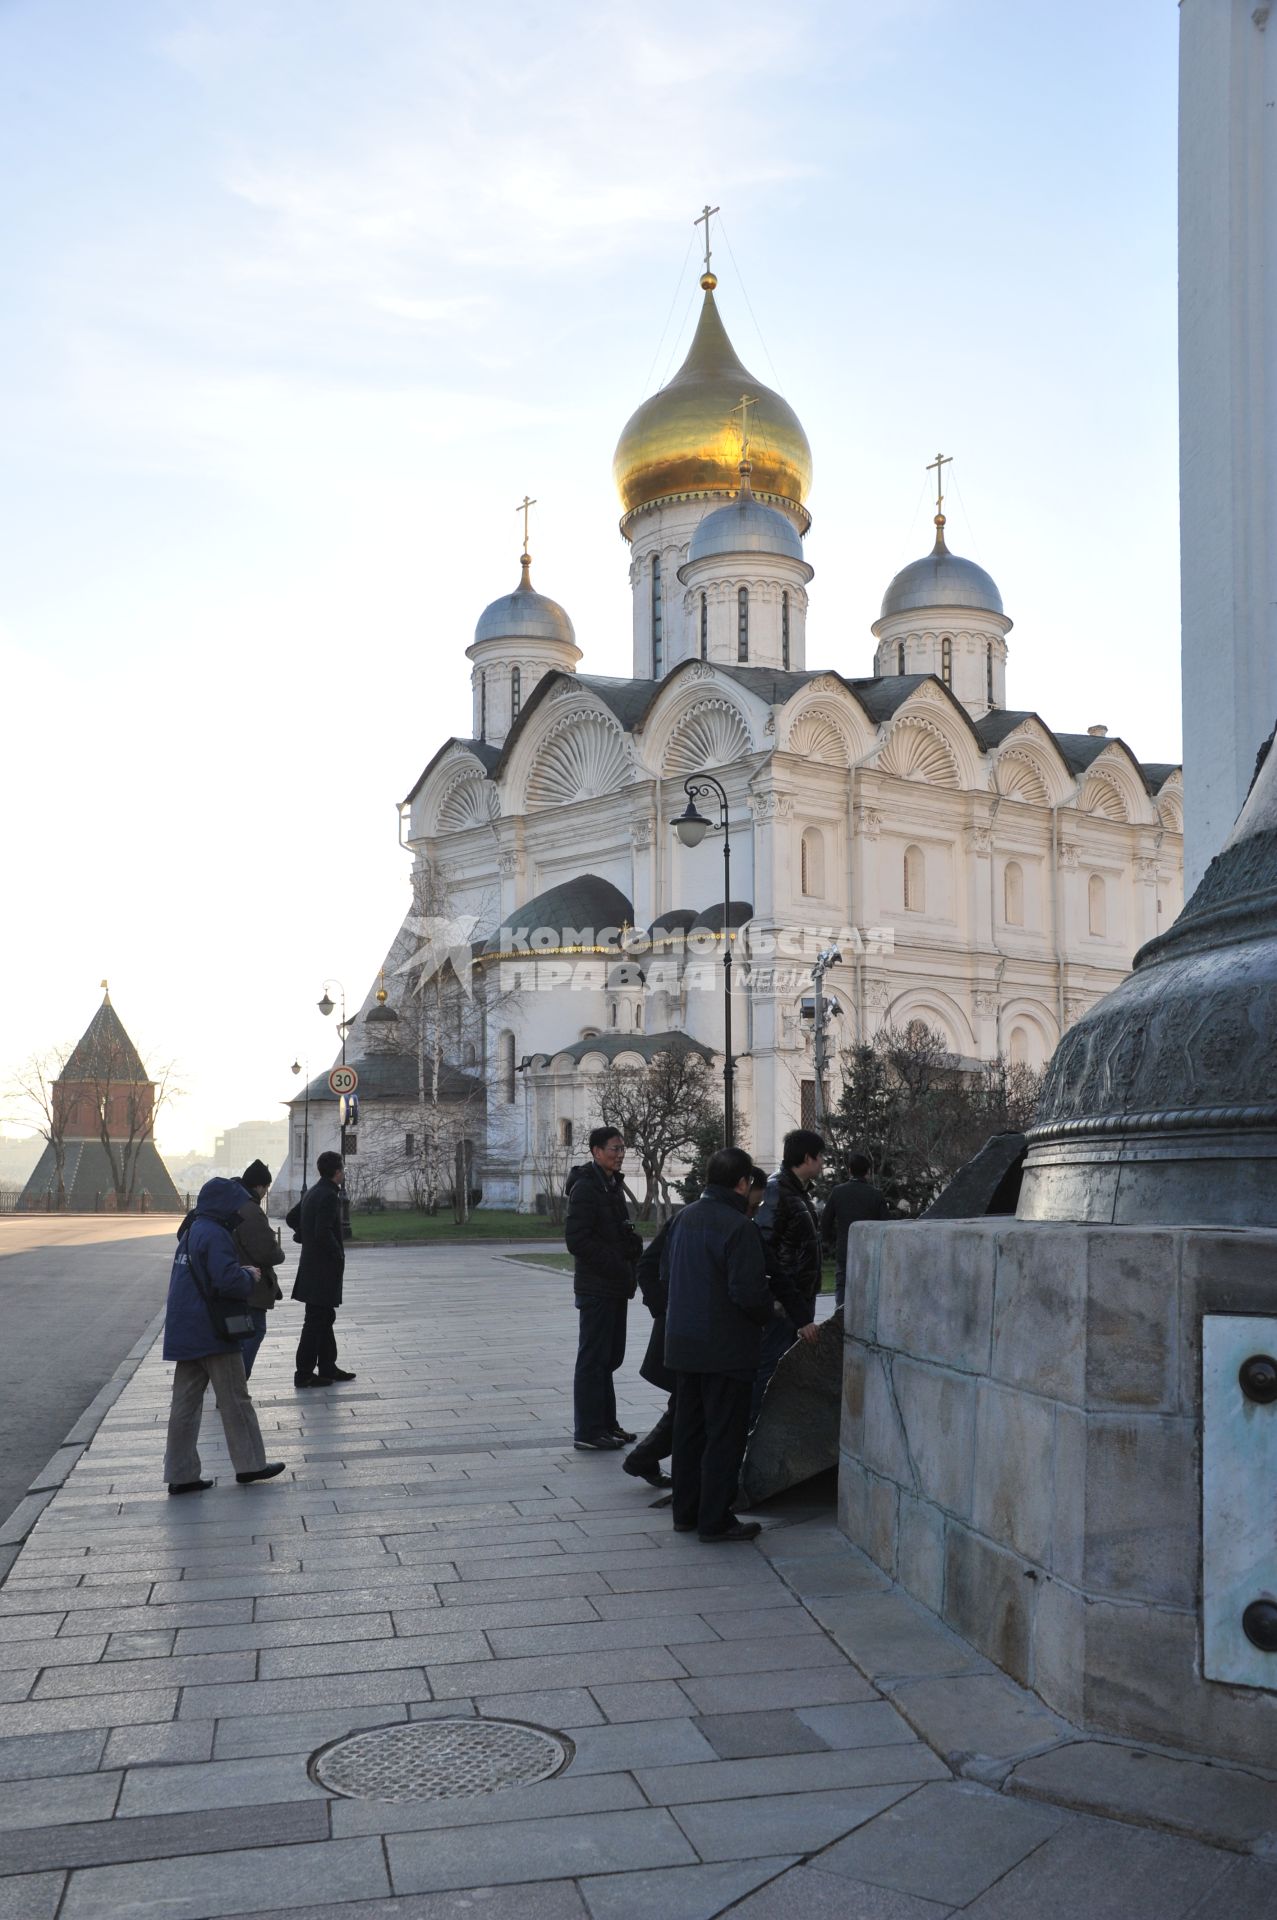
[162,1178,286,1494]
[564,1127,644,1450]
[233,1159,285,1377]
[821,1151,891,1308]
[290,1150,354,1388]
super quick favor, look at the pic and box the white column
[1179,0,1277,888]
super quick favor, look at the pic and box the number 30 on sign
[328,1066,358,1096]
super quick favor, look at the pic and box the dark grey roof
[288,1054,482,1106]
[401,737,498,808]
[530,1030,714,1068]
[646,907,699,941]
[846,674,929,723]
[574,675,659,730]
[483,874,635,957]
[975,709,1042,748]
[1140,762,1179,793]
[718,665,820,707]
[1052,733,1123,776]
[62,998,150,1084]
[19,1138,182,1212]
[691,899,754,934]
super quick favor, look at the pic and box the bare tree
[596,1048,722,1219]
[7,1047,71,1208]
[86,1034,179,1213]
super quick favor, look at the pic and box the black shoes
[295,1374,322,1389]
[623,1456,673,1488]
[317,1368,356,1383]
[574,1434,626,1451]
[672,1521,698,1533]
[699,1518,762,1543]
[610,1424,637,1443]
[167,1479,212,1496]
[236,1462,287,1484]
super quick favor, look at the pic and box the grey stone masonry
[839,1219,1277,1769]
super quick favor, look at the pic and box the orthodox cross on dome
[731,392,756,463]
[516,494,536,561]
[926,450,951,517]
[695,202,720,287]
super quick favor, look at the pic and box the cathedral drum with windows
[277,250,1183,1211]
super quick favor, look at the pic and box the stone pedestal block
[838,1218,1277,1769]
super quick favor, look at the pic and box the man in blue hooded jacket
[162,1178,286,1494]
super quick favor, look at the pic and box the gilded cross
[926,451,951,515]
[731,392,756,463]
[695,203,720,278]
[516,494,536,559]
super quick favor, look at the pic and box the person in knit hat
[232,1161,286,1377]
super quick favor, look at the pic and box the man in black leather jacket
[752,1127,825,1420]
[564,1127,644,1450]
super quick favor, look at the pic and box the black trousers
[626,1392,676,1473]
[296,1303,338,1380]
[672,1371,752,1538]
[573,1295,627,1441]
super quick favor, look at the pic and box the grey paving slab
[1185,1857,1277,1918]
[671,1783,920,1862]
[807,1592,991,1681]
[257,1630,491,1680]
[175,1612,397,1655]
[226,1887,588,1920]
[486,1616,720,1657]
[103,1629,176,1659]
[0,1868,65,1918]
[59,1834,389,1919]
[391,1596,599,1635]
[0,1799,330,1877]
[1009,1738,1277,1852]
[729,1864,952,1919]
[435,1571,608,1604]
[694,1709,834,1759]
[566,1716,717,1774]
[0,1584,155,1615]
[468,1686,605,1727]
[796,1702,919,1750]
[102,1721,216,1768]
[579,1856,798,1920]
[598,1560,784,1594]
[961,1812,1234,1918]
[667,1635,846,1678]
[331,1768,644,1837]
[117,1752,330,1816]
[428,1647,685,1699]
[815,1780,1065,1906]
[589,1587,799,1621]
[0,1689,178,1739]
[639,1744,946,1806]
[177,1669,430,1721]
[585,1681,696,1721]
[0,1633,108,1671]
[679,1668,878,1715]
[890,1673,1069,1769]
[0,1614,65,1641]
[56,1598,255,1635]
[0,1768,121,1831]
[0,1728,107,1780]
[387,1806,697,1895]
[33,1650,256,1698]
[212,1705,410,1760]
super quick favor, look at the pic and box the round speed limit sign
[328,1065,359,1096]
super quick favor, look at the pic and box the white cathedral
[279,256,1184,1212]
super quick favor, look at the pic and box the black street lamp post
[318,980,353,1240]
[289,1058,310,1204]
[673,774,736,1148]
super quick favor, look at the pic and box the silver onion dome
[687,493,804,566]
[879,516,1003,621]
[474,556,576,648]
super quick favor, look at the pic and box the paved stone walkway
[0,1244,1273,1918]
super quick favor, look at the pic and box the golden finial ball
[700,272,718,291]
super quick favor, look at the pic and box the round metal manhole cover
[311,1718,572,1803]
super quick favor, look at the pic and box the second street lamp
[318,979,353,1241]
[673,774,736,1148]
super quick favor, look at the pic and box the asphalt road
[0,1216,178,1527]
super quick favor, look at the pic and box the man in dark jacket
[291,1151,355,1389]
[821,1151,891,1309]
[665,1147,778,1542]
[162,1178,286,1494]
[752,1127,825,1420]
[233,1159,285,1378]
[564,1126,644,1450]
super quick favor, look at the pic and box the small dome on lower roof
[879,516,1003,621]
[687,493,804,566]
[474,556,576,648]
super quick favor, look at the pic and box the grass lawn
[507,1249,839,1292]
[347,1209,563,1244]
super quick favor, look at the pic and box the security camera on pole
[809,946,842,1132]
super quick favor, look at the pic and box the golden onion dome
[613,281,812,536]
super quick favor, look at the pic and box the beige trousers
[163,1351,267,1484]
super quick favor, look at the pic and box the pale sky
[0,0,1180,1154]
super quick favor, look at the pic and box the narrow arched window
[800,827,825,897]
[510,666,521,724]
[903,843,926,913]
[897,641,906,676]
[608,999,619,1028]
[1088,873,1107,937]
[737,587,749,662]
[479,670,487,743]
[986,643,995,708]
[635,1000,644,1032]
[1004,860,1024,926]
[498,1030,515,1104]
[782,591,791,670]
[941,636,953,687]
[699,592,708,659]
[1009,1025,1028,1066]
[651,555,663,677]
